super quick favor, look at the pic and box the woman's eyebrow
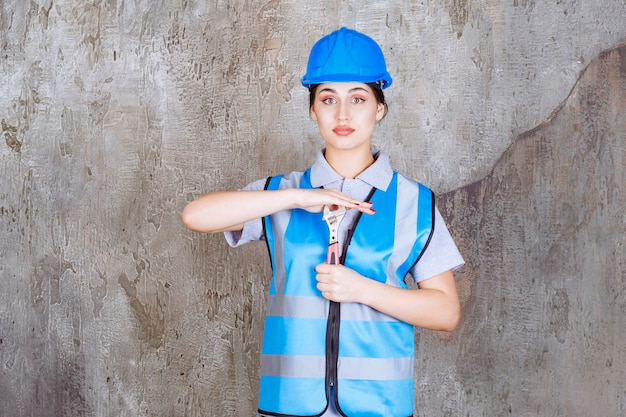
[318,87,370,94]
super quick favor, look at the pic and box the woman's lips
[332,126,355,136]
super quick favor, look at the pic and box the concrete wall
[0,1,624,416]
[433,43,626,416]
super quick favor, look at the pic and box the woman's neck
[324,147,375,179]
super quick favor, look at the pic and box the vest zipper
[326,300,340,390]
[324,188,376,408]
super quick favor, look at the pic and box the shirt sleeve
[223,178,268,247]
[409,206,465,283]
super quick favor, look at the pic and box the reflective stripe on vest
[260,169,434,417]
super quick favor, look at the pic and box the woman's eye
[351,97,365,104]
[321,97,336,104]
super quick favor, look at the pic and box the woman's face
[310,82,385,154]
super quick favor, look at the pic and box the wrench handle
[327,242,340,265]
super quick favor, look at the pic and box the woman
[183,27,464,417]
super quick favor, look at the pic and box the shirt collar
[309,148,394,191]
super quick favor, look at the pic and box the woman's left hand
[314,263,367,303]
[314,264,460,331]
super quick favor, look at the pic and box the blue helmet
[301,27,393,89]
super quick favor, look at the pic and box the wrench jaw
[323,205,346,229]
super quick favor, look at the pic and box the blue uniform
[225,150,465,416]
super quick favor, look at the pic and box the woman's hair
[308,82,389,120]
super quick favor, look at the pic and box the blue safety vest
[259,168,434,417]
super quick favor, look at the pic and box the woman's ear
[310,107,318,121]
[375,103,385,121]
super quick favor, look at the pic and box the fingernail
[354,202,360,206]
[370,208,376,213]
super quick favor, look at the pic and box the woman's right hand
[291,188,375,215]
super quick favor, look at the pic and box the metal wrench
[322,205,346,265]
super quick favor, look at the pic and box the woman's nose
[337,102,349,122]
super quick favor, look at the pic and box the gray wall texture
[1,1,625,416]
